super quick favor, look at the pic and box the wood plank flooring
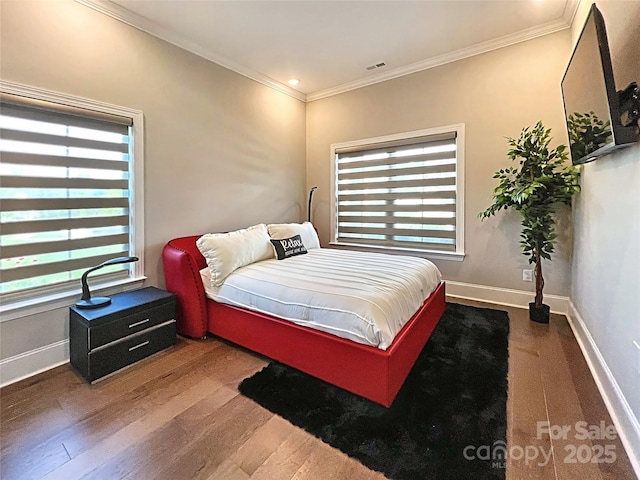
[1,299,636,480]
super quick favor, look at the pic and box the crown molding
[307,18,570,102]
[74,0,306,102]
[563,0,582,27]
[76,0,571,104]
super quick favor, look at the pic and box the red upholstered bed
[162,235,446,407]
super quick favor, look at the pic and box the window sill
[0,276,147,323]
[328,242,465,262]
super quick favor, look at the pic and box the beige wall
[307,30,573,296]
[0,0,306,287]
[0,1,305,363]
[570,0,640,463]
[5,4,636,438]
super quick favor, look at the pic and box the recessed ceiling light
[288,79,300,86]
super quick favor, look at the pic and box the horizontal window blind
[335,132,458,252]
[0,94,134,296]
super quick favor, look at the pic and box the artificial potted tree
[479,122,581,323]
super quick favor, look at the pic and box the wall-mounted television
[561,4,638,165]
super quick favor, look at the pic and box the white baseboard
[444,280,569,314]
[4,280,559,388]
[446,280,639,475]
[0,340,69,388]
[1,282,636,478]
[566,302,640,478]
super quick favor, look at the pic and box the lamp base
[75,296,112,309]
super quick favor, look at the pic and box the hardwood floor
[1,299,636,480]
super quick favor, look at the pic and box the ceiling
[81,0,578,101]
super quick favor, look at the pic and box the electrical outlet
[634,341,640,375]
[522,269,533,282]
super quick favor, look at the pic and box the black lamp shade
[75,256,139,309]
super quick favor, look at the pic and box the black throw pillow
[270,234,307,260]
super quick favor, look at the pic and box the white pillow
[196,224,274,287]
[267,222,320,249]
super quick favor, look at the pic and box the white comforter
[200,248,442,350]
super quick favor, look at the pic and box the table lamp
[75,256,139,309]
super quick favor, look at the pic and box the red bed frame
[162,235,446,407]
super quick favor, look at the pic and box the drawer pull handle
[129,341,149,351]
[129,318,150,328]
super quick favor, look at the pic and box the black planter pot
[529,302,550,323]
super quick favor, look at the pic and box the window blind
[335,132,458,252]
[0,94,134,296]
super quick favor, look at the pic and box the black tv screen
[561,4,637,165]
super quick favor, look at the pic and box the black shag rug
[238,303,509,480]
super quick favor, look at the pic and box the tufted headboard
[162,236,209,338]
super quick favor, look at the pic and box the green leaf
[480,121,580,298]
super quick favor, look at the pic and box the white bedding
[200,248,442,350]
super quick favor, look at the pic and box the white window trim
[329,124,465,261]
[0,80,146,321]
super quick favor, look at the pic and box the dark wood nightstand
[69,286,177,383]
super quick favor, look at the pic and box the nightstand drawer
[89,302,174,349]
[88,320,176,381]
[70,287,177,383]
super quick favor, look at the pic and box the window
[331,125,464,259]
[0,82,144,308]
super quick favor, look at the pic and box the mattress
[200,248,442,350]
